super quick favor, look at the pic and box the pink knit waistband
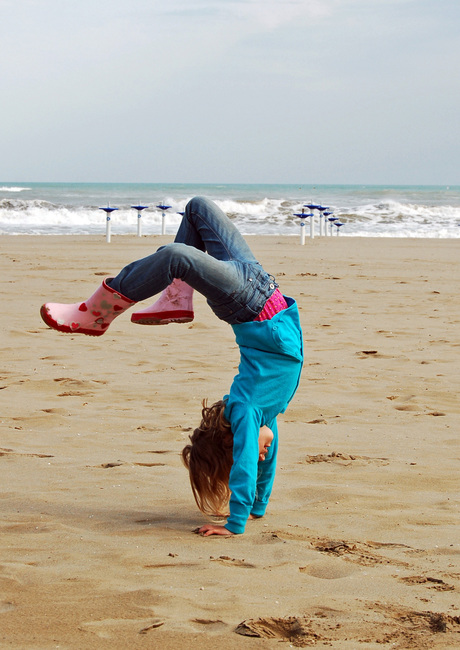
[253,288,288,322]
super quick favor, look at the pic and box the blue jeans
[109,197,277,324]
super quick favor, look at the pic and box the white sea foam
[0,186,31,192]
[333,200,460,237]
[0,199,184,235]
[0,184,459,237]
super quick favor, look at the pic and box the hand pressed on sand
[198,524,234,536]
[197,514,262,536]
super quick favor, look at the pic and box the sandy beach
[1,233,459,649]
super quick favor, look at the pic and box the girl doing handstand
[41,197,303,536]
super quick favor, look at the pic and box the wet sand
[1,234,459,648]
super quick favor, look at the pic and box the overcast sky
[1,0,458,184]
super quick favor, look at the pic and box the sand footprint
[190,618,228,632]
[235,616,314,643]
[0,448,53,459]
[399,575,455,591]
[81,618,165,639]
[133,462,166,467]
[11,411,70,429]
[312,538,411,567]
[299,560,358,579]
[268,531,411,567]
[54,376,104,398]
[372,602,460,635]
[305,452,389,466]
[94,461,166,468]
[238,604,460,646]
[211,555,256,569]
[391,394,448,416]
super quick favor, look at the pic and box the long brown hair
[181,399,233,517]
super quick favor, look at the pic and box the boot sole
[131,310,194,326]
[40,305,107,336]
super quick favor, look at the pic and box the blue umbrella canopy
[99,206,118,213]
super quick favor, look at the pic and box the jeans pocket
[209,289,260,324]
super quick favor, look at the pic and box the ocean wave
[350,199,460,221]
[0,195,459,237]
[0,199,184,235]
[0,186,31,192]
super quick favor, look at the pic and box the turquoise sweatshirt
[223,296,303,534]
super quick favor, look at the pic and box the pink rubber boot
[40,279,135,336]
[131,278,194,325]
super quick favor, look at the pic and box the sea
[1,182,459,238]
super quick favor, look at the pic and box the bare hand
[197,524,234,537]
